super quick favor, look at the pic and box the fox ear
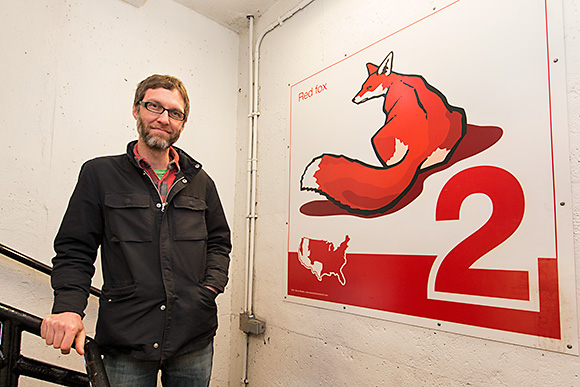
[366,63,379,75]
[378,51,393,75]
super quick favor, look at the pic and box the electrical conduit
[243,1,316,384]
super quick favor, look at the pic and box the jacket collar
[125,140,203,179]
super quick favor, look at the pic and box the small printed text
[298,83,328,102]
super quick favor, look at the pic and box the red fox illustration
[300,51,467,214]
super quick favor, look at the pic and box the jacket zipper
[142,171,184,212]
[164,176,187,210]
[142,171,167,212]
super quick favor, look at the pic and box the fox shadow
[299,124,503,218]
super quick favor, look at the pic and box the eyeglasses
[138,101,186,121]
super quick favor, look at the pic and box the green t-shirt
[153,169,167,179]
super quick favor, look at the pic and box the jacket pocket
[180,285,218,338]
[105,193,153,242]
[97,283,143,348]
[200,285,218,304]
[171,195,208,240]
[100,283,137,303]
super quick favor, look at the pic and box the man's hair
[134,74,190,122]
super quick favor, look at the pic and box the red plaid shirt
[134,144,181,205]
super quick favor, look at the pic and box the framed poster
[286,0,577,353]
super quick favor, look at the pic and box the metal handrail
[0,302,110,386]
[0,244,109,386]
[0,243,101,297]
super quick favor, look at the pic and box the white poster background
[287,0,577,353]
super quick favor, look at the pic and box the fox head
[352,51,394,104]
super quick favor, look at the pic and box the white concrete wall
[230,0,580,385]
[5,0,580,386]
[0,0,239,385]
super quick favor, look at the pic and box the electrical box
[239,312,266,335]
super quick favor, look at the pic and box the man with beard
[40,74,231,387]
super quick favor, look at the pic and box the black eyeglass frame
[137,101,186,121]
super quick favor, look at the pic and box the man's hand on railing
[40,312,86,355]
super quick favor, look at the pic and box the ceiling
[123,0,306,32]
[174,0,282,32]
[123,0,307,32]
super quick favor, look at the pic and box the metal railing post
[84,338,110,387]
[0,319,21,387]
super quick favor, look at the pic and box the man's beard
[136,116,181,150]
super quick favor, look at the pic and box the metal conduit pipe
[242,1,316,384]
[242,13,255,387]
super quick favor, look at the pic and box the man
[41,74,231,386]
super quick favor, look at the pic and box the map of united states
[297,235,350,286]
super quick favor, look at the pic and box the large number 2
[435,166,530,300]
